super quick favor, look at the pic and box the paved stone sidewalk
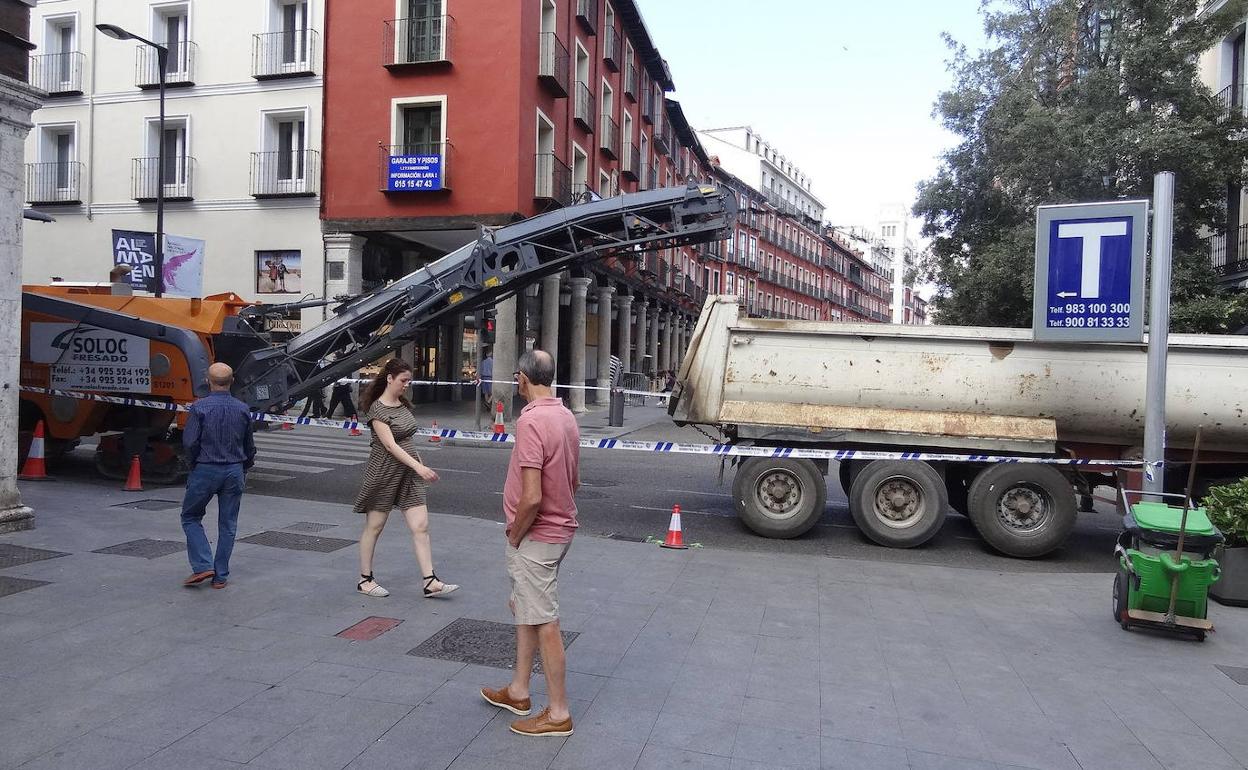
[2,482,1247,770]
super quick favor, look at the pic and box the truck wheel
[967,464,1077,558]
[732,458,827,539]
[848,461,947,548]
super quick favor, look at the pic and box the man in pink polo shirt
[481,349,580,737]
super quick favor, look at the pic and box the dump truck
[669,296,1248,557]
[19,184,737,481]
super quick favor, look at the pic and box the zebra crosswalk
[249,428,376,481]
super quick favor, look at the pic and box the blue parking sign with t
[1033,201,1147,342]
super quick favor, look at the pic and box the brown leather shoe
[183,571,214,586]
[480,685,531,716]
[211,580,227,589]
[510,707,573,737]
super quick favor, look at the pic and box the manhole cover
[92,539,184,560]
[111,499,182,511]
[239,531,357,552]
[282,522,338,533]
[606,533,645,542]
[0,576,50,598]
[408,618,577,671]
[0,544,69,569]
[580,478,620,488]
[1217,665,1248,685]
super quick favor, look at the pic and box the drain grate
[282,522,338,534]
[0,575,51,598]
[0,544,70,569]
[1217,665,1248,685]
[408,617,577,671]
[110,499,182,511]
[239,530,357,553]
[92,539,184,560]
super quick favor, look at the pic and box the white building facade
[876,202,920,324]
[1197,0,1248,290]
[697,125,824,221]
[23,0,324,328]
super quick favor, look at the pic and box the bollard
[608,387,625,428]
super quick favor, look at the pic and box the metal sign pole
[1143,172,1174,494]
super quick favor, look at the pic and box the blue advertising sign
[1032,200,1148,342]
[386,154,442,191]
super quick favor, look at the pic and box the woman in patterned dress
[353,358,458,599]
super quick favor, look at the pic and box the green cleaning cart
[1113,493,1223,641]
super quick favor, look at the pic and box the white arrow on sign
[1056,291,1078,298]
[1056,221,1128,299]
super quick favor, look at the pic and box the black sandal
[423,573,460,598]
[357,573,389,597]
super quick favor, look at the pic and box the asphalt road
[49,422,1125,575]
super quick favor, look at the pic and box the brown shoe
[211,580,227,589]
[481,685,531,716]
[510,707,573,737]
[183,571,214,586]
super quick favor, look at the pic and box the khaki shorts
[505,537,571,626]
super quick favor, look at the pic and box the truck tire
[732,458,827,539]
[966,464,1077,558]
[848,460,947,548]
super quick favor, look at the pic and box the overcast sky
[634,0,988,236]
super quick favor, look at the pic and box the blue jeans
[181,463,245,582]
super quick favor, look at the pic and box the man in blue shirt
[181,362,256,589]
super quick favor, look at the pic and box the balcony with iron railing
[538,32,569,97]
[250,150,319,197]
[132,156,196,201]
[29,52,85,95]
[534,152,572,206]
[573,82,595,131]
[1207,223,1248,278]
[602,25,619,70]
[26,161,83,204]
[576,0,599,34]
[653,126,670,156]
[599,113,618,158]
[252,29,318,79]
[622,142,640,180]
[137,41,197,88]
[384,15,452,67]
[641,88,654,123]
[624,63,638,100]
[379,142,451,191]
[1214,83,1246,123]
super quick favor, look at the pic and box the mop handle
[1166,426,1204,622]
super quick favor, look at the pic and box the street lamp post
[97,23,167,297]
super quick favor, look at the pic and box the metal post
[154,45,167,297]
[1143,172,1174,494]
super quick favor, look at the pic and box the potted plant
[1206,478,1248,607]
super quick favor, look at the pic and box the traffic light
[482,309,496,344]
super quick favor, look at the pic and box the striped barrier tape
[342,377,671,401]
[20,385,1153,468]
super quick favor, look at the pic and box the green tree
[915,0,1248,331]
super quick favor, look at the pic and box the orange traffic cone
[493,400,506,435]
[18,421,52,481]
[349,415,363,437]
[429,419,442,443]
[123,454,144,492]
[660,505,688,549]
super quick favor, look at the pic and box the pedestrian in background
[180,362,255,590]
[353,358,459,599]
[327,378,356,419]
[298,385,327,421]
[481,349,579,737]
[480,350,494,408]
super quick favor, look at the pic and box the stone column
[616,293,634,376]
[660,310,673,374]
[647,307,660,378]
[595,285,615,405]
[322,233,366,320]
[632,299,647,373]
[494,295,518,418]
[449,314,464,402]
[0,77,41,533]
[541,273,561,365]
[567,278,592,413]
